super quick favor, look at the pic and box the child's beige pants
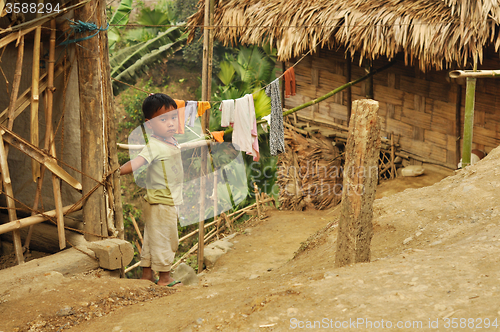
[140,203,179,272]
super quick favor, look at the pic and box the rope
[59,19,109,46]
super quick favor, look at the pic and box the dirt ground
[2,150,500,332]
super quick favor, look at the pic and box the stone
[403,237,413,245]
[203,237,236,269]
[172,263,198,286]
[204,246,225,269]
[87,239,134,270]
[56,306,75,317]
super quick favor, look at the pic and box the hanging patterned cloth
[265,79,285,155]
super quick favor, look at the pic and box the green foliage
[110,27,187,95]
[107,0,134,50]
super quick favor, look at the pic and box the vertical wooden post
[346,57,352,126]
[455,84,462,166]
[390,133,395,179]
[461,77,476,167]
[30,0,44,182]
[335,99,380,268]
[198,0,214,273]
[254,182,261,217]
[76,0,121,241]
[364,60,373,99]
[45,19,65,249]
[0,131,23,264]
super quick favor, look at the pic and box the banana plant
[110,27,188,95]
[108,0,133,50]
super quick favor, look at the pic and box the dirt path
[5,156,500,332]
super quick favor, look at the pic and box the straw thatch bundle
[277,128,342,211]
[187,0,500,71]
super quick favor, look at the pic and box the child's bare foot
[140,267,155,283]
[157,271,182,287]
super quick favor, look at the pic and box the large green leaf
[111,34,187,95]
[107,0,133,50]
[109,26,185,78]
[217,61,235,86]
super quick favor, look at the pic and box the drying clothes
[232,94,259,161]
[248,94,260,162]
[197,101,211,117]
[260,114,271,133]
[284,67,296,97]
[219,99,235,127]
[265,79,285,155]
[184,101,197,127]
[174,99,185,134]
[211,131,224,143]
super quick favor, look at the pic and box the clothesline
[111,35,325,103]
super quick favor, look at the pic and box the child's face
[145,105,178,139]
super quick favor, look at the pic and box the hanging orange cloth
[211,131,224,143]
[197,101,211,117]
[174,99,185,134]
[283,67,296,97]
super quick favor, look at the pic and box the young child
[120,93,183,287]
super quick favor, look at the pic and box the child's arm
[120,156,148,175]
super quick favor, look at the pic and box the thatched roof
[187,0,500,71]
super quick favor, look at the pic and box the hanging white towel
[219,99,235,127]
[232,94,259,162]
[184,101,198,127]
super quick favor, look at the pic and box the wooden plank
[0,125,82,190]
[0,134,23,264]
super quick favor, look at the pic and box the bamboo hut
[188,0,500,170]
[0,0,122,265]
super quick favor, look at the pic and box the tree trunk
[335,99,380,267]
[75,1,122,241]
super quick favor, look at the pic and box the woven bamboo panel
[424,129,448,148]
[399,76,430,97]
[374,85,404,106]
[431,114,455,135]
[386,118,413,136]
[429,81,451,103]
[432,100,456,119]
[400,108,432,130]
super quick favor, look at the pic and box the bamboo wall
[282,47,500,168]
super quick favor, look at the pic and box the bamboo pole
[346,57,352,126]
[0,131,23,263]
[253,182,261,217]
[24,166,45,250]
[30,0,44,182]
[0,202,83,235]
[455,84,462,166]
[0,124,82,190]
[461,76,476,167]
[129,213,143,245]
[6,35,24,158]
[449,70,500,78]
[390,133,395,179]
[43,19,65,250]
[282,61,395,118]
[198,0,215,274]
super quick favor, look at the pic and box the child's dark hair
[142,93,177,120]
